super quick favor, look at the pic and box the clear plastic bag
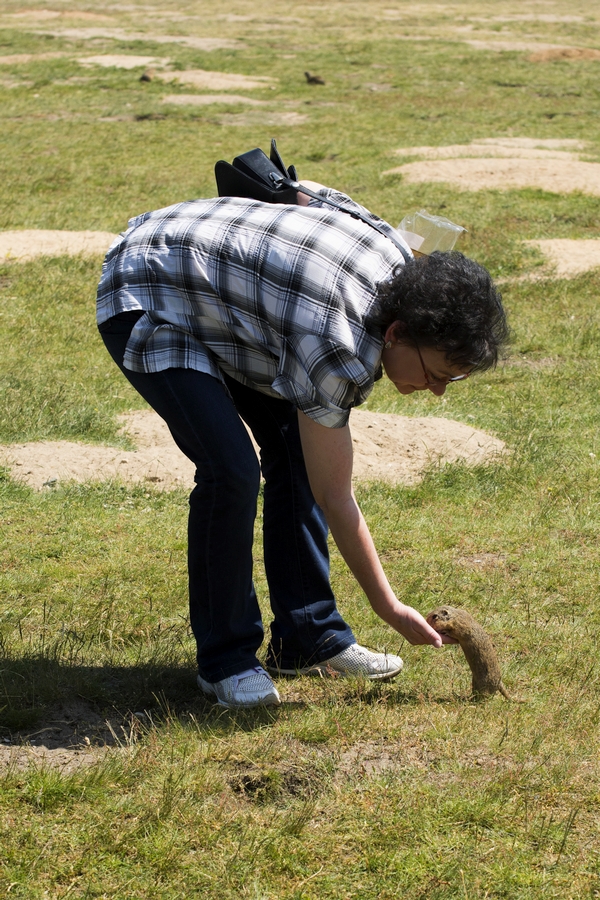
[397,209,466,254]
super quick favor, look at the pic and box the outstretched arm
[297,411,443,647]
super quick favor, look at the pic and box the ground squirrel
[426,605,520,701]
[304,71,325,85]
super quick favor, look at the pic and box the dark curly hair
[372,251,509,372]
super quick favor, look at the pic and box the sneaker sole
[214,696,281,709]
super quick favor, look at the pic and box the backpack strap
[270,174,411,264]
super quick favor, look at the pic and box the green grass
[2,0,600,897]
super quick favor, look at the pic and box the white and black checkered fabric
[97,188,410,428]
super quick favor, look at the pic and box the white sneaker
[266,643,403,681]
[197,666,281,709]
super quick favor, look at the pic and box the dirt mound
[529,47,600,62]
[348,410,504,483]
[389,158,600,196]
[155,69,274,90]
[0,230,118,262]
[0,409,505,491]
[385,137,600,196]
[524,239,600,278]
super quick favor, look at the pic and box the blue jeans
[99,313,355,682]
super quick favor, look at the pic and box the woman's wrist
[367,589,406,626]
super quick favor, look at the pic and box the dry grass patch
[500,355,558,371]
[162,93,267,107]
[456,552,507,569]
[479,14,587,23]
[4,10,112,21]
[463,39,590,52]
[31,27,241,51]
[0,52,66,64]
[0,408,505,490]
[78,55,169,70]
[217,110,309,127]
[392,137,585,161]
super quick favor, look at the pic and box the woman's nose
[428,382,447,396]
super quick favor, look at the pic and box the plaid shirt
[97,188,410,427]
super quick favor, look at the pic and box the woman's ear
[383,320,407,345]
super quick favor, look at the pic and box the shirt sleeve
[271,334,375,429]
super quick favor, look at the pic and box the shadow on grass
[0,655,475,754]
[0,655,288,749]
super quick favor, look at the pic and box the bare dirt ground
[0,703,113,774]
[524,239,600,278]
[391,158,600,196]
[385,137,600,197]
[0,408,506,491]
[529,47,600,61]
[0,741,108,773]
[0,700,151,774]
[155,68,274,90]
[0,230,118,262]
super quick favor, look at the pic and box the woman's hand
[390,604,445,647]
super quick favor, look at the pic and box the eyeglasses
[415,344,471,386]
